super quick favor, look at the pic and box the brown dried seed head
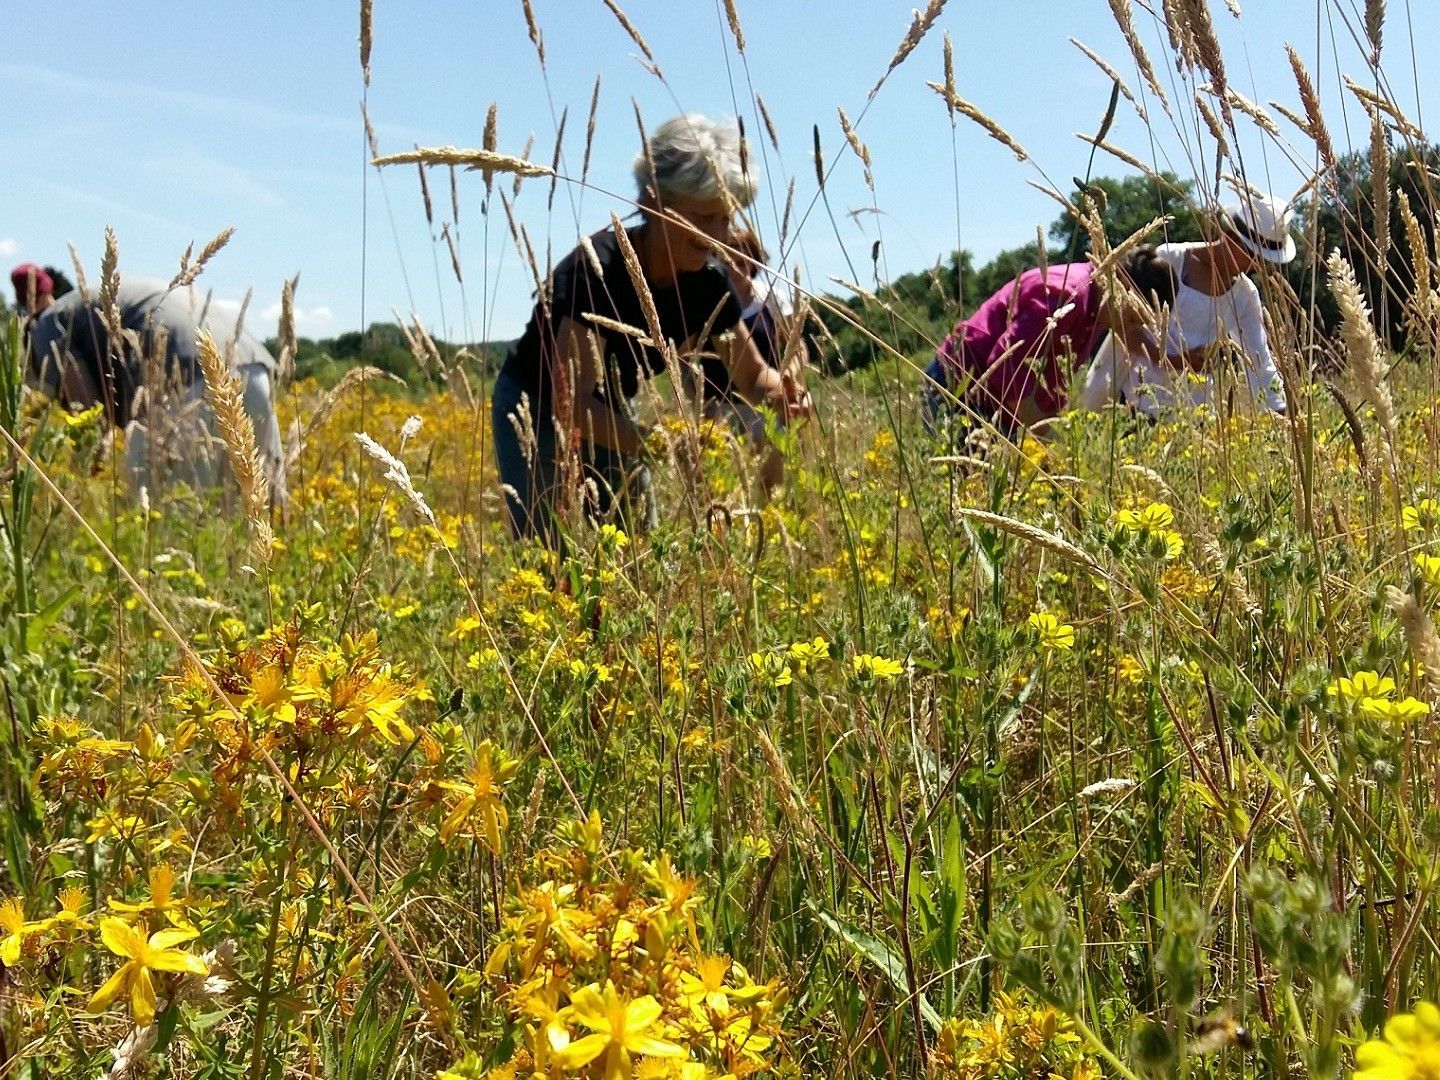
[372,145,552,178]
[1107,0,1169,110]
[600,0,656,65]
[521,0,545,64]
[197,331,272,558]
[926,82,1029,162]
[360,0,373,85]
[1286,45,1337,171]
[722,0,745,53]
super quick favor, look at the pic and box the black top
[499,224,741,426]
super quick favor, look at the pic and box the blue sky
[3,1,1436,345]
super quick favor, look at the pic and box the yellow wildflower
[439,741,520,853]
[1329,671,1396,704]
[1403,499,1440,532]
[748,651,793,689]
[1,897,40,965]
[1417,554,1440,590]
[88,917,208,1026]
[552,982,685,1079]
[1356,1001,1440,1080]
[1027,612,1076,652]
[851,653,905,681]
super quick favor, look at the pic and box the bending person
[26,275,286,503]
[923,247,1177,436]
[1075,191,1293,417]
[492,114,810,544]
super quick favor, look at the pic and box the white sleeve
[1228,279,1287,413]
[1073,332,1129,412]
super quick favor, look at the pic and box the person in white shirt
[1076,189,1294,417]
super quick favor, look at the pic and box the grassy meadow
[6,2,1440,1079]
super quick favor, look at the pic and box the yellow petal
[147,948,209,975]
[88,963,133,1013]
[100,916,144,959]
[552,1033,610,1070]
[148,926,199,951]
[131,966,158,1026]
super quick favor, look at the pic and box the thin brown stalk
[1224,88,1281,137]
[1195,96,1231,157]
[448,164,460,225]
[361,101,380,159]
[610,212,668,359]
[285,365,402,469]
[1370,108,1392,279]
[515,134,535,197]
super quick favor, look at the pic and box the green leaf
[24,585,80,653]
[809,903,943,1031]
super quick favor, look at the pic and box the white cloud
[0,238,17,259]
[261,300,336,337]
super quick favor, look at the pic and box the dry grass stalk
[1070,39,1144,119]
[1344,79,1425,141]
[482,103,499,194]
[1107,0,1169,110]
[354,432,437,529]
[285,365,401,469]
[1365,0,1385,65]
[871,0,946,97]
[582,77,602,185]
[443,224,463,284]
[953,506,1107,580]
[580,311,655,348]
[521,0,545,64]
[224,288,252,369]
[811,125,825,190]
[197,332,272,558]
[99,227,122,348]
[277,273,299,385]
[1398,190,1439,350]
[1386,587,1440,699]
[374,145,551,179]
[600,0,657,66]
[722,0,745,53]
[67,242,90,300]
[1286,45,1338,172]
[1223,88,1280,137]
[548,106,569,210]
[449,164,460,225]
[1172,0,1230,120]
[1077,132,1163,177]
[360,0,373,86]
[1370,108,1392,279]
[943,33,955,113]
[926,83,1028,161]
[837,108,873,190]
[609,213,668,360]
[780,178,795,247]
[1327,248,1399,480]
[416,154,435,227]
[361,101,380,159]
[756,93,780,152]
[1195,96,1230,156]
[515,134,535,197]
[170,227,236,291]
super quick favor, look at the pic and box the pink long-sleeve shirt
[936,262,1105,422]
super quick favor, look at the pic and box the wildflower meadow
[6,2,1440,1079]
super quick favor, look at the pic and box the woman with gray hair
[491,113,811,546]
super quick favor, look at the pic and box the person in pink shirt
[923,246,1176,435]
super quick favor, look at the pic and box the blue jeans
[491,372,656,544]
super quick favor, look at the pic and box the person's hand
[767,372,813,424]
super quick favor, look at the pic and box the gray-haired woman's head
[634,114,757,207]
